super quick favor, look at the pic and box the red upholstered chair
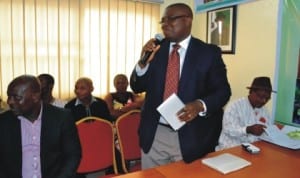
[115,110,141,173]
[76,117,118,177]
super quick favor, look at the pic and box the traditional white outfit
[216,97,272,150]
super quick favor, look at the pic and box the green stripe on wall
[275,0,300,126]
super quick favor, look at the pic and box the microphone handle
[139,51,152,65]
[139,39,163,65]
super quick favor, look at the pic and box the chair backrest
[76,117,117,174]
[115,110,141,172]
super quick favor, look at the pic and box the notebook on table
[201,153,251,174]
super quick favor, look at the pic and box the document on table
[157,93,186,131]
[201,153,251,174]
[260,125,300,149]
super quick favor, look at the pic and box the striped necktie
[163,44,181,100]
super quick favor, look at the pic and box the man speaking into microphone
[130,3,231,169]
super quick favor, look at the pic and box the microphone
[139,33,164,65]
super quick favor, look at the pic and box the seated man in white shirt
[216,76,276,150]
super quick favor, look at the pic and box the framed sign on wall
[206,5,237,54]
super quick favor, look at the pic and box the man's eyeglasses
[159,15,190,24]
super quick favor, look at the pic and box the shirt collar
[17,102,43,122]
[75,96,97,106]
[170,35,191,51]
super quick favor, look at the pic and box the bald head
[7,75,41,120]
[74,77,95,103]
[166,3,193,19]
[75,77,94,89]
[8,75,41,95]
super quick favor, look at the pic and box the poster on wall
[274,0,300,127]
[206,6,236,54]
[194,0,254,13]
[293,49,300,124]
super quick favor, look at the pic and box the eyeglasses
[159,15,190,24]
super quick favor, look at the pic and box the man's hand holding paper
[177,100,204,122]
[157,93,186,131]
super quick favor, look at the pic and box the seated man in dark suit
[65,77,115,176]
[65,77,112,122]
[0,74,81,178]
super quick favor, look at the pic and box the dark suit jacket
[0,104,82,178]
[130,37,231,163]
[65,97,113,122]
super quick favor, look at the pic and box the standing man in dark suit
[0,75,81,178]
[130,3,231,169]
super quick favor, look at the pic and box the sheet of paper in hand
[157,93,186,131]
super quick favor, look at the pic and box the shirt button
[33,162,37,168]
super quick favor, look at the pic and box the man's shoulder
[0,111,17,128]
[226,97,249,110]
[52,98,67,108]
[190,36,221,51]
[64,98,76,108]
[43,104,70,115]
[0,110,14,119]
[43,104,73,123]
[94,97,107,105]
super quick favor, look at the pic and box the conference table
[113,141,300,178]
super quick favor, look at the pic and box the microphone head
[155,33,164,42]
[139,33,164,65]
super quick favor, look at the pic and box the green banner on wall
[194,0,254,13]
[275,0,300,126]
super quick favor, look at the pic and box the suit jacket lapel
[179,38,196,95]
[40,104,52,156]
[9,114,23,173]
